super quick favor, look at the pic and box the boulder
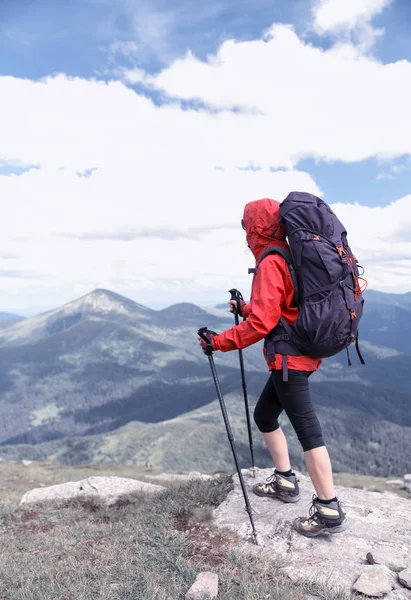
[185,572,218,599]
[353,565,393,597]
[150,472,215,483]
[367,549,408,573]
[404,475,411,494]
[399,569,411,590]
[214,469,411,599]
[20,476,165,506]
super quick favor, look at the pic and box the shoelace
[306,494,321,524]
[265,473,276,485]
[306,495,343,525]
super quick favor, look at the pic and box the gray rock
[150,471,215,483]
[399,569,411,590]
[385,589,411,600]
[404,475,411,494]
[20,476,165,506]
[353,565,393,597]
[367,549,408,573]
[185,572,218,599]
[214,469,411,597]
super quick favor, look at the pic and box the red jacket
[212,198,321,372]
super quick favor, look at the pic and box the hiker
[199,197,354,538]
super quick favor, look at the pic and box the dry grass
[0,475,353,600]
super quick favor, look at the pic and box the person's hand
[229,299,246,315]
[198,331,217,353]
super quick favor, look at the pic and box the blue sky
[1,0,411,312]
[1,0,410,208]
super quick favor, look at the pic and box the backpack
[255,192,367,380]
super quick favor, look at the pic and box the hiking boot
[252,471,300,503]
[293,496,348,537]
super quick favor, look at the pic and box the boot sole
[293,519,349,538]
[252,487,300,503]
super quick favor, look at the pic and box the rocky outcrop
[214,469,411,599]
[149,472,216,483]
[20,476,165,506]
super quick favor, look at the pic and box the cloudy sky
[1,0,411,314]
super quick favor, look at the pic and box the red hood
[243,198,287,261]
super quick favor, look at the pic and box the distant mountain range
[0,312,24,326]
[0,288,410,477]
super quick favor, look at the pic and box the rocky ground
[214,468,411,599]
[0,462,410,599]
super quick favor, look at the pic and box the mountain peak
[64,289,152,317]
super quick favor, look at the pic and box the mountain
[0,312,24,326]
[357,289,411,354]
[1,383,410,477]
[0,288,251,446]
[0,287,410,477]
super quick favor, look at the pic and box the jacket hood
[243,198,287,261]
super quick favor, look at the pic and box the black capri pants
[253,370,324,452]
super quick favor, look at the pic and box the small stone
[404,475,411,494]
[367,550,407,573]
[186,572,218,599]
[22,460,33,467]
[109,583,122,590]
[353,565,393,597]
[399,568,411,590]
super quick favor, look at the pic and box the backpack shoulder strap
[253,246,301,308]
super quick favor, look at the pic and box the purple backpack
[260,192,367,380]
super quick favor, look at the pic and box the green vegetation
[0,476,351,600]
[1,385,411,478]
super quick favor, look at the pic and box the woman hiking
[199,197,348,538]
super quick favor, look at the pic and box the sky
[1,0,411,314]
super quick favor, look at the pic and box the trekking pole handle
[198,327,215,356]
[228,288,244,318]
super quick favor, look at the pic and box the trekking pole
[228,289,256,478]
[198,327,258,544]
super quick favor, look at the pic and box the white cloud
[1,18,411,310]
[330,196,411,291]
[143,26,411,166]
[313,0,393,34]
[312,0,393,51]
[376,172,395,181]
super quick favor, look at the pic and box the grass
[0,475,353,600]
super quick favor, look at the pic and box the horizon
[3,285,411,318]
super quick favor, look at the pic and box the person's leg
[271,370,334,499]
[253,375,290,471]
[252,375,300,502]
[262,428,291,474]
[271,370,347,535]
[305,446,335,501]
